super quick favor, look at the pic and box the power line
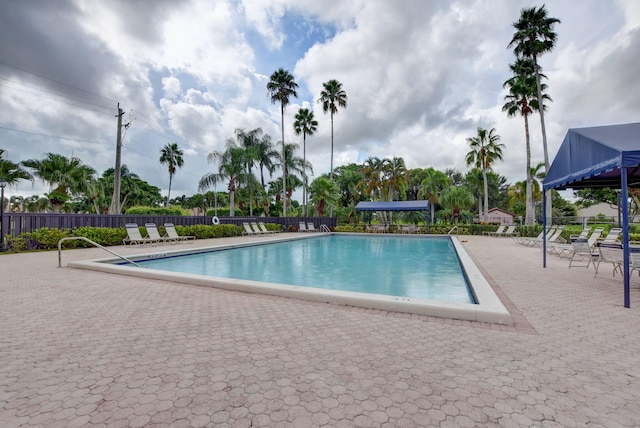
[0,60,117,105]
[0,125,109,147]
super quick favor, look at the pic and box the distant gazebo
[482,208,515,224]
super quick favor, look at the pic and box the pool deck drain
[1,233,640,427]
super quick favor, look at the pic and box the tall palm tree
[419,167,451,224]
[22,153,96,213]
[267,68,298,217]
[381,157,409,202]
[159,142,184,207]
[509,5,560,223]
[199,140,250,217]
[275,142,312,211]
[358,157,386,201]
[293,108,318,216]
[318,79,347,179]
[235,128,262,216]
[255,133,278,189]
[465,127,504,222]
[503,58,550,224]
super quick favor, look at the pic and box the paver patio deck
[1,234,639,427]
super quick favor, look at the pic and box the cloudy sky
[1,0,639,201]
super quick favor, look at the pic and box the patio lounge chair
[600,227,622,244]
[243,222,258,235]
[307,222,319,232]
[251,222,264,234]
[145,223,176,244]
[549,227,602,257]
[123,223,157,245]
[164,223,195,242]
[483,225,506,236]
[298,222,308,232]
[567,237,599,268]
[258,222,278,234]
[514,226,551,245]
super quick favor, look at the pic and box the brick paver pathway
[1,234,639,427]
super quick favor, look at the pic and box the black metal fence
[0,213,337,238]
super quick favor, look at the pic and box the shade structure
[355,200,431,227]
[542,122,640,308]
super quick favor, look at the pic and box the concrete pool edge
[67,233,514,326]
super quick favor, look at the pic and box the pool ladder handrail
[320,224,331,232]
[448,225,458,235]
[57,236,143,268]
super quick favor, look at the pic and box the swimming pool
[130,235,475,304]
[68,233,513,325]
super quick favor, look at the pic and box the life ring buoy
[212,216,220,225]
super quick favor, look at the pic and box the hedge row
[6,224,244,252]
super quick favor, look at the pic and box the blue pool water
[133,235,475,304]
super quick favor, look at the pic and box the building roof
[355,200,430,211]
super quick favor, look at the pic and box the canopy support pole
[622,169,630,308]
[542,189,547,268]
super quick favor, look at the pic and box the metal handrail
[320,224,331,232]
[58,237,143,268]
[448,225,458,235]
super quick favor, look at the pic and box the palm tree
[440,186,474,225]
[419,168,451,224]
[0,149,33,186]
[509,5,560,223]
[199,140,250,217]
[22,153,96,213]
[255,133,278,189]
[267,68,298,217]
[503,58,550,224]
[275,142,312,211]
[381,157,409,202]
[235,128,262,216]
[318,79,347,179]
[159,143,184,207]
[309,176,340,217]
[465,127,504,222]
[293,108,318,216]
[358,157,386,201]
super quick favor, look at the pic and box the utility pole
[109,103,124,214]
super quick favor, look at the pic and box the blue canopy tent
[542,122,640,308]
[355,200,431,226]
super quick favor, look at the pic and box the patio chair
[483,225,506,236]
[145,223,176,244]
[600,227,622,244]
[307,222,318,232]
[123,223,157,245]
[243,222,258,235]
[595,242,624,276]
[298,222,308,232]
[164,223,195,242]
[567,237,599,268]
[549,227,602,257]
[514,226,551,245]
[251,222,264,234]
[258,222,278,234]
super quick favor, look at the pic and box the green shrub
[206,208,233,217]
[23,227,74,250]
[125,206,187,215]
[73,227,128,247]
[177,224,243,239]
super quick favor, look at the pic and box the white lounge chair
[550,227,602,257]
[243,222,258,235]
[123,223,157,245]
[307,222,318,232]
[298,222,308,232]
[164,223,195,242]
[145,223,176,244]
[258,222,278,234]
[250,222,264,234]
[484,225,506,236]
[567,237,599,268]
[600,227,622,244]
